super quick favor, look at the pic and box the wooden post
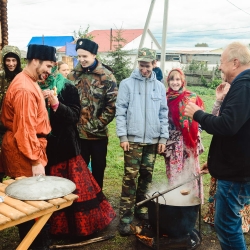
[110,28,112,50]
[160,0,169,77]
[212,67,215,81]
[62,56,73,70]
[1,0,8,47]
[133,0,156,69]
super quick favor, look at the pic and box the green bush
[185,60,208,72]
[200,76,207,86]
[205,78,222,89]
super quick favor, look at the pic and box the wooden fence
[62,56,74,70]
[185,69,219,86]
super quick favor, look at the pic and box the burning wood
[136,234,154,247]
[135,225,142,234]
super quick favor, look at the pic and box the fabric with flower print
[164,129,204,202]
[164,69,204,202]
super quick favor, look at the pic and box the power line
[154,30,250,38]
[153,25,250,34]
[226,0,250,16]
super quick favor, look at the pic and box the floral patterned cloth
[164,129,204,203]
[164,83,204,203]
[203,177,250,232]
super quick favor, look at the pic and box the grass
[104,85,215,193]
[98,85,217,250]
[0,86,217,250]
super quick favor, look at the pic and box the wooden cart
[0,178,78,250]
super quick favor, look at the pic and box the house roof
[89,29,144,52]
[27,36,74,47]
[57,29,145,53]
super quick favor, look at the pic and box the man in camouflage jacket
[0,45,22,177]
[0,45,22,113]
[68,38,117,189]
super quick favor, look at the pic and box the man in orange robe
[1,44,56,178]
[0,44,56,249]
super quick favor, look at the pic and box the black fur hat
[75,39,98,55]
[26,44,57,62]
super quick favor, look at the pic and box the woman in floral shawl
[39,65,116,242]
[164,68,204,200]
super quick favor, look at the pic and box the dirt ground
[0,181,250,250]
[48,213,250,250]
[1,205,250,250]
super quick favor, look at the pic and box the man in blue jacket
[153,59,163,82]
[184,42,250,250]
[115,48,169,236]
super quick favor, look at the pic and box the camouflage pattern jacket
[67,61,117,139]
[0,45,21,134]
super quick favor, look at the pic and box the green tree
[184,60,208,71]
[21,58,27,69]
[101,29,132,86]
[195,43,209,47]
[73,25,94,41]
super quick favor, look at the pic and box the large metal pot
[148,187,200,238]
[5,175,76,200]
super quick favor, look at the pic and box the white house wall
[181,54,221,65]
[123,34,160,51]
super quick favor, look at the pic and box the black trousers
[17,221,51,249]
[80,138,108,189]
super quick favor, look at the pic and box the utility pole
[133,0,156,69]
[160,0,169,79]
[110,28,112,50]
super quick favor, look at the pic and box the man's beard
[36,67,48,81]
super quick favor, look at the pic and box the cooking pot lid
[5,175,76,200]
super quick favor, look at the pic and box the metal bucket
[148,200,200,238]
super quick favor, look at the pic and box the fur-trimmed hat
[26,44,57,62]
[75,39,98,55]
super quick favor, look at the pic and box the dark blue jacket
[194,69,250,181]
[153,67,163,81]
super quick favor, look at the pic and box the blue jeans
[215,180,250,250]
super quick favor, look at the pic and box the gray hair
[225,42,250,65]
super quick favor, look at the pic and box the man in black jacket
[184,42,250,250]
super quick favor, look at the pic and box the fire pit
[136,224,201,250]
[135,174,203,250]
[148,187,200,238]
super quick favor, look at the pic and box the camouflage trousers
[119,142,157,224]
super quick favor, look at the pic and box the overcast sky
[7,0,250,51]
